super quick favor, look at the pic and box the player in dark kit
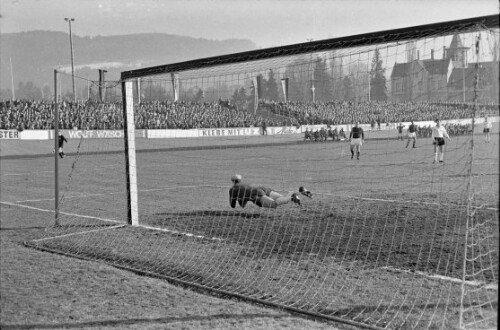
[397,123,405,140]
[349,122,364,160]
[229,174,303,208]
[56,132,68,158]
[406,121,417,148]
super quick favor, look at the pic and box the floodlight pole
[10,57,15,100]
[54,70,60,225]
[65,17,76,101]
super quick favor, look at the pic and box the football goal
[27,14,498,330]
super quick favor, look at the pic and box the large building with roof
[391,34,499,103]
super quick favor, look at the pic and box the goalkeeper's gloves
[299,186,312,198]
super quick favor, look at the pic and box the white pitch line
[7,201,494,287]
[17,191,127,203]
[348,196,499,211]
[137,224,224,242]
[2,200,224,242]
[30,224,127,243]
[2,170,53,177]
[15,184,223,203]
[380,266,498,289]
[0,201,122,223]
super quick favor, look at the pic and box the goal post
[122,79,139,225]
[53,69,60,225]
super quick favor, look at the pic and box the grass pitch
[1,132,498,329]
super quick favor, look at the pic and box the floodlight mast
[64,18,76,101]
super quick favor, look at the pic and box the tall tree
[0,88,13,100]
[284,59,309,102]
[343,75,354,101]
[370,49,388,101]
[193,88,204,102]
[264,69,280,101]
[313,57,334,101]
[330,55,344,100]
[255,73,265,102]
[231,87,248,110]
[17,81,42,100]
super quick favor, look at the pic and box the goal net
[26,15,498,329]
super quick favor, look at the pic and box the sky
[0,0,498,48]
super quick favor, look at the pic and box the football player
[431,119,451,163]
[406,121,418,148]
[229,174,302,208]
[349,122,364,160]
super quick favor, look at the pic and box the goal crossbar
[121,14,498,80]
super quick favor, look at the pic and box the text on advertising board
[0,130,19,139]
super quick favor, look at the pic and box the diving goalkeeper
[229,174,310,208]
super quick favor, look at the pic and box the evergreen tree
[231,87,248,110]
[231,88,239,104]
[17,81,42,100]
[343,75,354,101]
[143,83,167,102]
[193,88,204,102]
[255,73,265,102]
[265,69,280,101]
[313,57,334,101]
[370,49,388,101]
[284,59,309,102]
[0,88,13,100]
[330,55,345,100]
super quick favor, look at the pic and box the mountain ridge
[0,31,258,93]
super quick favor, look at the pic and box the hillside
[0,31,258,92]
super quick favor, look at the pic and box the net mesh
[21,16,499,329]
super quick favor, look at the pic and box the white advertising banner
[147,129,199,139]
[7,116,498,141]
[269,126,301,135]
[301,124,350,132]
[0,130,20,139]
[20,130,50,140]
[198,127,261,137]
[48,129,128,139]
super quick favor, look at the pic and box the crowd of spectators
[260,100,498,126]
[1,99,497,131]
[0,100,276,130]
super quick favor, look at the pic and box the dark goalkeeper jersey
[229,183,272,208]
[350,127,364,139]
[58,135,68,147]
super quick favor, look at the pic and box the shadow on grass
[155,210,263,219]
[0,312,292,330]
[49,223,122,229]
